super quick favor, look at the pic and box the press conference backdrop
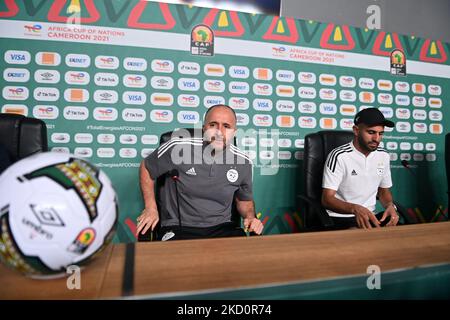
[0,1,448,242]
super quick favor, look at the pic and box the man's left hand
[243,217,264,235]
[380,204,399,227]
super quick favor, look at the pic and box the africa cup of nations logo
[390,49,406,76]
[191,24,214,56]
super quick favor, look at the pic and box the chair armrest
[298,194,334,229]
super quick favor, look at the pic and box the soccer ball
[0,152,118,279]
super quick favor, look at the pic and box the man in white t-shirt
[322,108,400,229]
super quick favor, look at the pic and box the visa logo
[128,95,142,101]
[10,54,26,61]
[183,81,196,87]
[234,70,246,75]
[183,114,196,120]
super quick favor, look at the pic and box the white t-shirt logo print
[226,169,238,182]
[377,163,385,176]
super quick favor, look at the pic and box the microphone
[401,159,410,169]
[401,159,408,168]
[169,169,179,180]
[400,159,417,179]
[168,169,182,231]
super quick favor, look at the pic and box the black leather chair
[299,130,354,230]
[138,128,241,241]
[446,133,450,209]
[299,130,407,231]
[0,113,48,173]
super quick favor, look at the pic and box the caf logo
[191,24,214,56]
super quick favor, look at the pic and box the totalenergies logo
[151,110,173,123]
[8,87,24,95]
[232,98,246,105]
[182,95,196,102]
[99,108,113,116]
[340,76,355,86]
[157,61,169,68]
[151,59,174,73]
[178,94,199,107]
[413,123,427,133]
[70,72,85,80]
[298,72,316,84]
[230,98,248,110]
[319,89,336,100]
[128,76,142,83]
[38,106,54,114]
[96,56,119,69]
[272,46,287,57]
[412,96,426,107]
[100,57,114,64]
[207,81,222,88]
[428,85,441,95]
[253,114,272,127]
[299,116,317,128]
[94,107,117,121]
[257,115,270,121]
[253,84,272,96]
[24,24,42,33]
[33,105,58,119]
[257,85,269,91]
[340,119,354,129]
[396,109,410,118]
[395,82,409,92]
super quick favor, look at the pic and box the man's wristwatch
[389,203,398,211]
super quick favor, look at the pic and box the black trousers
[158,222,246,241]
[331,211,392,230]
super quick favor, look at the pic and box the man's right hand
[351,204,380,229]
[136,208,159,236]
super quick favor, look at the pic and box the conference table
[1,221,449,299]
